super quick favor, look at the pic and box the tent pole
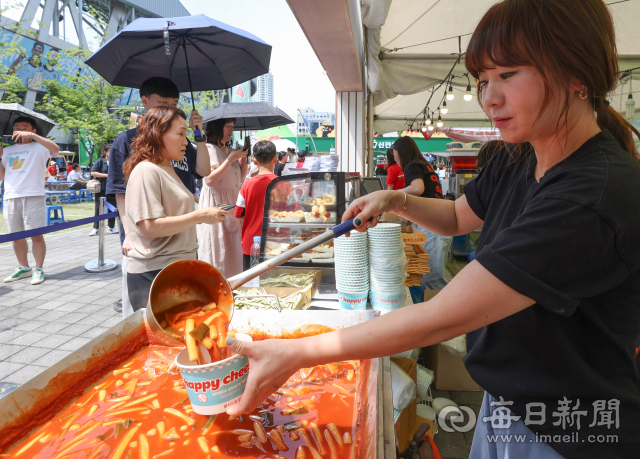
[367,92,374,177]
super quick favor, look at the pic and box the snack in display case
[304,207,337,223]
[269,210,305,223]
[303,193,337,211]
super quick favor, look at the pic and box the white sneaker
[4,267,32,283]
[89,228,98,236]
[31,268,44,285]
[109,227,119,234]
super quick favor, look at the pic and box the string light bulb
[426,114,432,125]
[464,84,473,101]
[441,101,448,115]
[428,124,435,131]
[446,85,455,101]
[436,115,444,128]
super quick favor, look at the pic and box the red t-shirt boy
[235,140,278,271]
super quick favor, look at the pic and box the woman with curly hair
[197,118,248,277]
[123,107,228,311]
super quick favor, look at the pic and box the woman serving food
[225,1,640,457]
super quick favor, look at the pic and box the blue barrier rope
[0,211,120,244]
[104,201,117,213]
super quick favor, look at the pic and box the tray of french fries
[0,310,389,459]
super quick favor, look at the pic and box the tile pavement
[0,227,124,386]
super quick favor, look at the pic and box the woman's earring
[579,86,588,100]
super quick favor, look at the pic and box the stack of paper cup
[368,223,407,311]
[334,231,369,309]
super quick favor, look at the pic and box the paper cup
[369,290,407,311]
[338,291,368,309]
[175,333,253,415]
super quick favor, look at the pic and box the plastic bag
[441,334,467,357]
[390,361,416,413]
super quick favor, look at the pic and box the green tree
[39,47,130,164]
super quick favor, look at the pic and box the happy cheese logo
[8,156,24,170]
[183,363,250,394]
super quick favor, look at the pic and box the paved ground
[0,226,123,386]
[431,388,484,459]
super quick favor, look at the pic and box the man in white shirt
[0,116,60,285]
[68,163,88,189]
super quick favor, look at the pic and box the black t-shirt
[274,162,285,177]
[106,127,200,196]
[90,157,109,191]
[464,132,640,458]
[403,162,443,199]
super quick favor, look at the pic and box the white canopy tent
[364,0,640,134]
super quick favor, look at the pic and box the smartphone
[2,135,17,145]
[243,136,251,155]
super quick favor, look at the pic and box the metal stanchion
[85,197,118,273]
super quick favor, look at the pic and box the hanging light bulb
[464,84,473,101]
[441,101,449,115]
[446,85,455,101]
[436,115,444,128]
[428,124,435,131]
[426,114,432,125]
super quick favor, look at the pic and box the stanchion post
[85,197,118,273]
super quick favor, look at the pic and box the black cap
[297,150,308,157]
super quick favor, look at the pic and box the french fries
[327,423,343,446]
[343,432,352,444]
[254,421,267,443]
[324,429,338,459]
[217,320,227,348]
[267,429,288,451]
[309,423,325,454]
[296,446,307,459]
[296,429,323,459]
[197,436,209,454]
[184,319,198,362]
[164,407,195,426]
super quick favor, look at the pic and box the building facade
[297,107,336,136]
[249,71,274,106]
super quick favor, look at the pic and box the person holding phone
[197,118,248,277]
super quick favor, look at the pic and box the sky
[1,0,337,127]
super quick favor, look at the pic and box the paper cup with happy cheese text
[175,333,252,415]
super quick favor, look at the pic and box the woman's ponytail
[595,99,640,163]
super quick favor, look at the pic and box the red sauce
[3,345,359,459]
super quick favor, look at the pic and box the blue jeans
[469,392,566,459]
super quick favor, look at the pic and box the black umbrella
[0,103,56,136]
[85,15,271,108]
[201,102,293,131]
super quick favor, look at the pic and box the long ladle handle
[228,218,362,289]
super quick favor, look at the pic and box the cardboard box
[236,269,322,310]
[391,357,417,452]
[422,290,483,392]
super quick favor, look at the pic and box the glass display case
[259,172,347,268]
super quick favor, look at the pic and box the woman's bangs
[465,4,533,78]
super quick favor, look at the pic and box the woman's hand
[226,336,301,415]
[227,148,246,164]
[341,190,405,231]
[197,207,229,225]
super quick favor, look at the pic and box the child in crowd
[234,141,278,271]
